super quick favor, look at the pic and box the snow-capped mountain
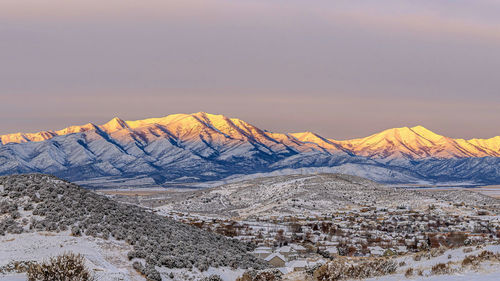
[0,112,498,187]
[336,125,500,160]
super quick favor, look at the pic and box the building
[252,246,272,259]
[277,246,297,259]
[287,259,308,271]
[265,253,287,267]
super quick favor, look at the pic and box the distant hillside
[0,112,499,187]
[156,174,500,218]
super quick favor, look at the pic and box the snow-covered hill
[156,173,499,218]
[0,174,265,280]
[0,112,499,187]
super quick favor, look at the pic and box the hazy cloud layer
[1,0,499,139]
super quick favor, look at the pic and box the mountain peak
[291,131,322,140]
[100,117,129,133]
[55,123,97,135]
[410,125,444,142]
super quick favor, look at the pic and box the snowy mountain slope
[0,112,499,187]
[335,126,500,160]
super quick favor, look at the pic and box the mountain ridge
[1,112,498,158]
[0,112,498,187]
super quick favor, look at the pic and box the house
[287,259,308,271]
[265,253,287,267]
[252,246,272,259]
[291,244,307,254]
[277,246,297,258]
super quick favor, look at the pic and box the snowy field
[0,231,141,280]
[0,231,248,281]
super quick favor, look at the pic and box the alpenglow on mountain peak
[0,112,499,187]
[0,112,498,158]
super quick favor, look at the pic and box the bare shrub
[462,250,500,269]
[236,269,282,281]
[313,258,397,280]
[26,252,94,281]
[404,267,413,278]
[461,255,478,268]
[430,247,446,258]
[463,247,473,253]
[431,262,453,275]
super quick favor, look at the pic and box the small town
[161,204,500,274]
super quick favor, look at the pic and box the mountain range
[0,112,499,187]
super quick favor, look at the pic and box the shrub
[431,262,453,275]
[313,258,397,280]
[10,210,21,219]
[26,252,94,281]
[71,226,81,236]
[132,261,161,281]
[461,255,478,268]
[236,269,283,281]
[462,250,500,268]
[404,267,413,278]
[202,275,223,281]
[144,263,161,281]
[132,261,145,274]
[463,247,473,253]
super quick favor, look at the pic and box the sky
[1,0,499,140]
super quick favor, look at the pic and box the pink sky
[1,0,499,139]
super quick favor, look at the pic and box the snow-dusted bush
[71,226,81,236]
[132,261,145,273]
[0,217,23,234]
[236,269,282,281]
[430,262,454,275]
[202,275,223,281]
[144,263,161,281]
[0,260,37,274]
[0,200,18,214]
[404,267,413,277]
[26,252,94,281]
[132,261,161,281]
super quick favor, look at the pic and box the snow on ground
[158,266,246,281]
[280,245,500,281]
[365,245,500,281]
[367,271,500,281]
[0,231,142,281]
